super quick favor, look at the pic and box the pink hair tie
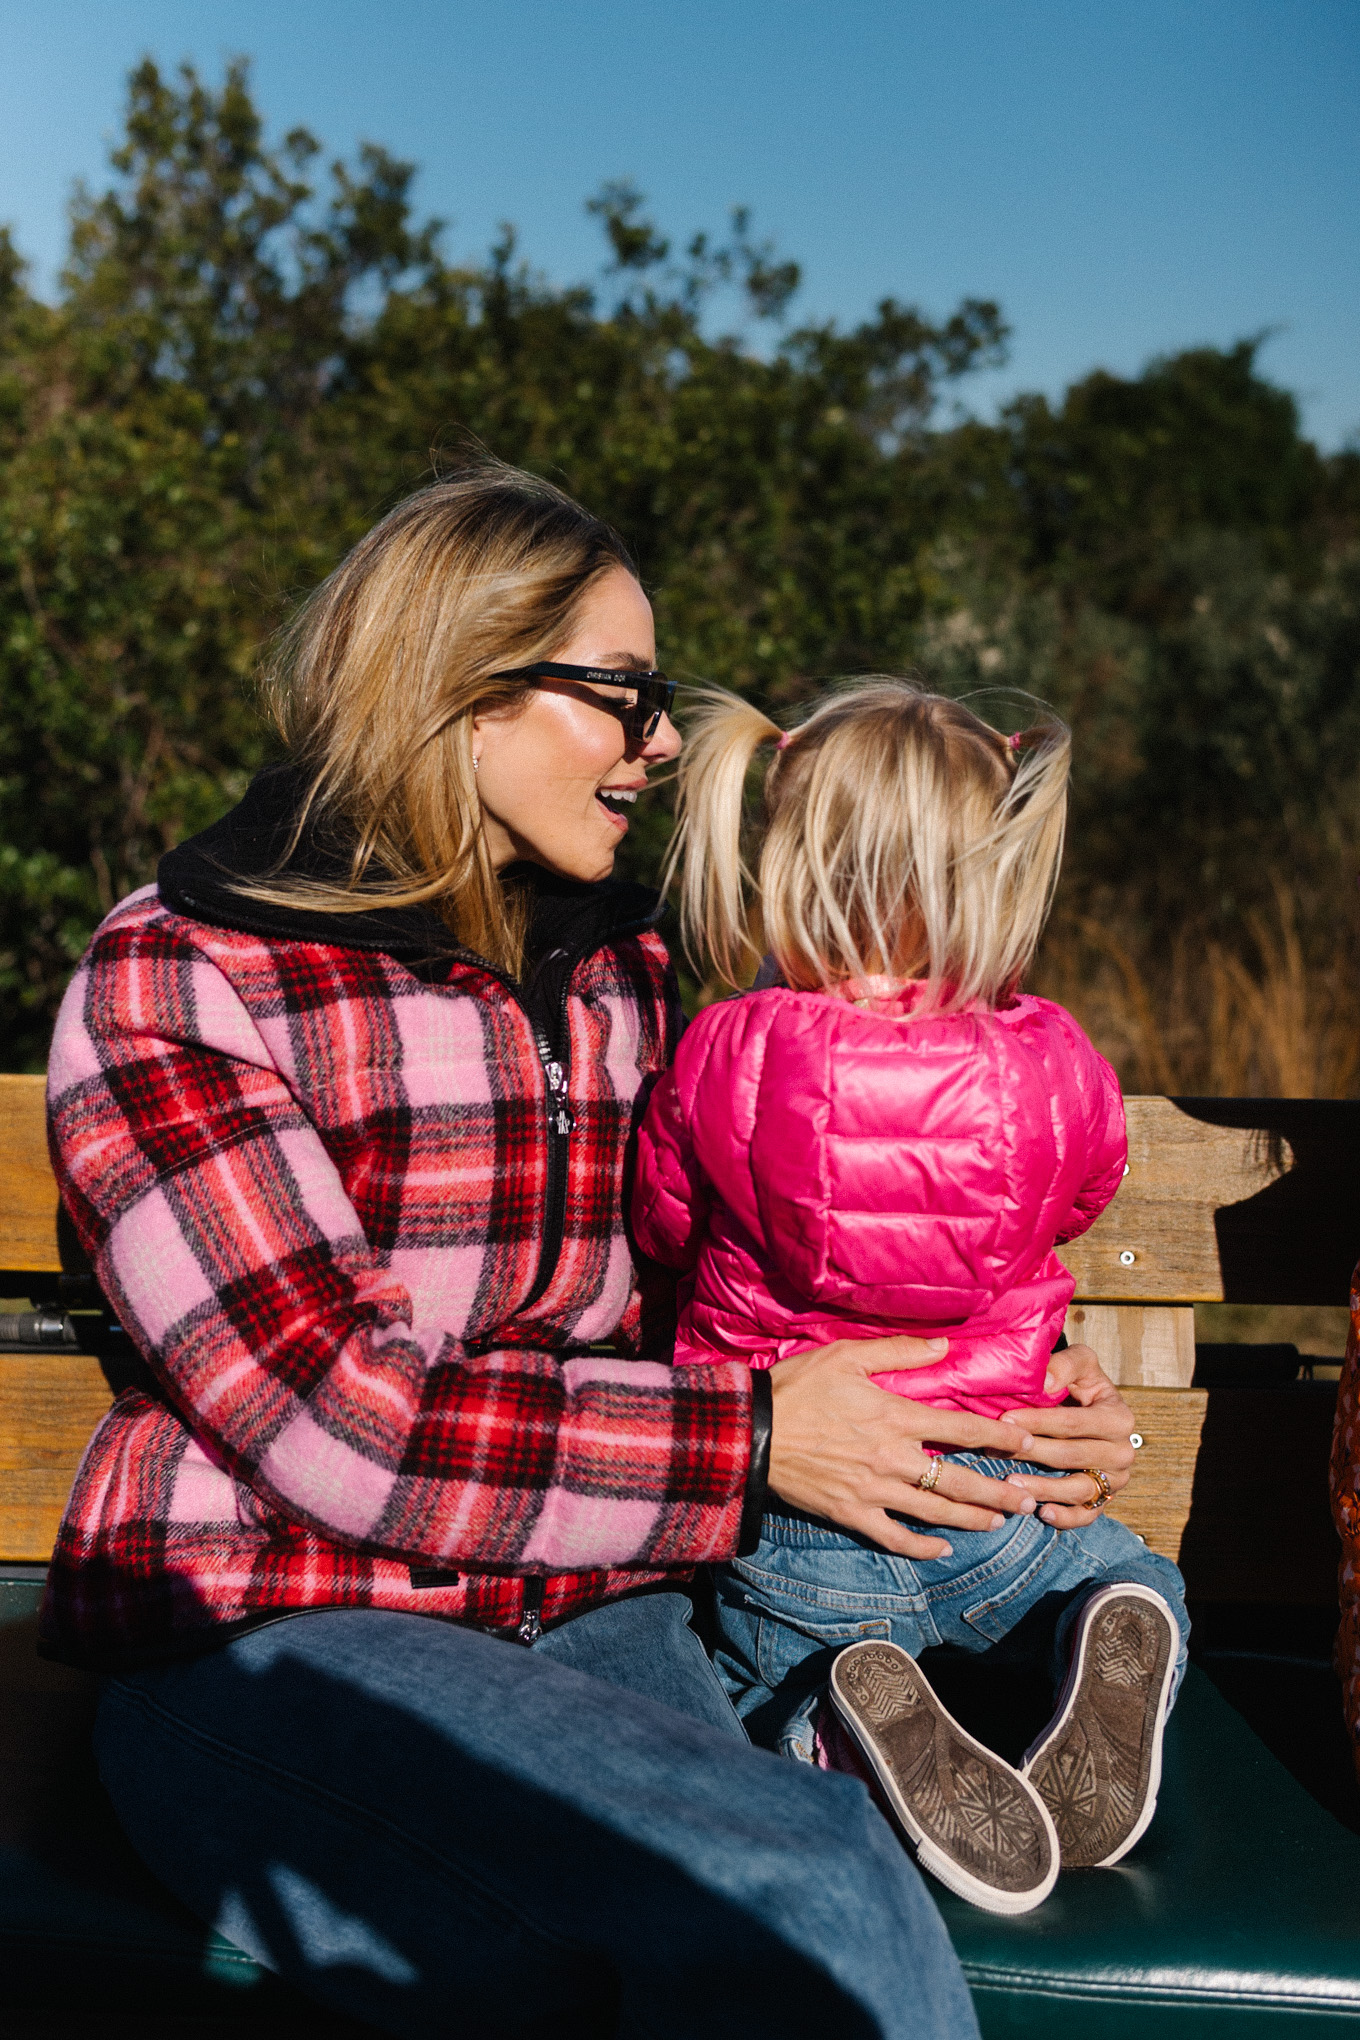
[776,730,796,753]
[1008,730,1023,752]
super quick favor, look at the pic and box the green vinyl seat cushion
[936,1663,1360,2037]
[6,1571,1360,2033]
[0,1576,341,2026]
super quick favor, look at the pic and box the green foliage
[1,58,1357,1073]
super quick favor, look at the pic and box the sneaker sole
[830,1641,1059,1916]
[1022,1583,1177,1868]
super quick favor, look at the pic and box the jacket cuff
[736,1367,772,1556]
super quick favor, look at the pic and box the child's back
[637,678,1183,1914]
[634,978,1125,1416]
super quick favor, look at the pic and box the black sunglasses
[494,661,677,743]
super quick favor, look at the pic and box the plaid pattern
[42,888,752,1668]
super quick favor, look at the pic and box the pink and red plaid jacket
[42,885,753,1668]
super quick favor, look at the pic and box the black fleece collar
[157,765,663,987]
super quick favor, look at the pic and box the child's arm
[1055,1030,1128,1245]
[631,1065,712,1271]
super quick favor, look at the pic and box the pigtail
[956,718,1071,1000]
[662,688,786,985]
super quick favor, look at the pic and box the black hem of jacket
[736,1368,772,1556]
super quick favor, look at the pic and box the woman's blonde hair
[245,458,636,973]
[666,678,1071,1010]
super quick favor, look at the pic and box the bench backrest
[4,1076,1357,1587]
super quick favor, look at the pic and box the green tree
[1,57,1357,1084]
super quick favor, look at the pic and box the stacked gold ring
[1082,1466,1114,1510]
[916,1456,944,1494]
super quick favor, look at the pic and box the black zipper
[448,907,656,1321]
[517,969,577,1315]
[517,1575,545,1645]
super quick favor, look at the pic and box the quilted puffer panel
[632,982,1127,1416]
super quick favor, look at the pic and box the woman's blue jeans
[714,1455,1191,1757]
[94,1590,980,2040]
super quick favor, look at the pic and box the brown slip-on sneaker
[829,1641,1059,1916]
[1021,1583,1178,1869]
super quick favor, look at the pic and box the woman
[44,462,1139,2038]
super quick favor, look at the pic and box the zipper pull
[536,1035,575,1137]
[517,1575,545,1646]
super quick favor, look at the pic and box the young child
[632,679,1188,1917]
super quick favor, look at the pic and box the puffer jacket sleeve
[631,1065,711,1271]
[632,997,770,1273]
[49,911,752,1575]
[1052,1014,1128,1244]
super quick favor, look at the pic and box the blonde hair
[245,459,636,974]
[666,678,1070,1010]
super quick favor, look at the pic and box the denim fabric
[95,1591,979,2040]
[712,1455,1190,1757]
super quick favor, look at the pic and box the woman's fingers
[890,1491,1008,1534]
[764,1331,1147,1552]
[901,1403,1037,1458]
[766,1339,1043,1536]
[842,1508,954,1561]
[1037,1501,1102,1528]
[1035,1342,1123,1406]
[905,1459,1038,1520]
[1002,1393,1135,1440]
[1003,1433,1134,1477]
[1007,1467,1127,1501]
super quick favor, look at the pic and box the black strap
[736,1367,773,1556]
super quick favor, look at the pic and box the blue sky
[1,0,1356,445]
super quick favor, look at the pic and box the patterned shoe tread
[836,1645,920,1725]
[1029,1598,1174,1867]
[836,1647,1053,1895]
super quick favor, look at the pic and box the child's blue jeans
[712,1453,1191,1759]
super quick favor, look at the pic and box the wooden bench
[4,1075,1360,2034]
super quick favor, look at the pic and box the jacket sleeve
[1054,1022,1128,1245]
[48,914,752,1574]
[631,1066,712,1271]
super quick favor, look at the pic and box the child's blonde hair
[665,678,1071,1010]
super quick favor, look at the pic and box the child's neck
[829,972,926,1010]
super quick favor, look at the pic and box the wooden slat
[0,1352,112,1561]
[1059,1097,1278,1303]
[1063,1303,1196,1387]
[0,1074,61,1275]
[1106,1386,1207,1561]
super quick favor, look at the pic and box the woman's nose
[641,711,683,764]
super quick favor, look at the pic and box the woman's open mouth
[596,786,641,830]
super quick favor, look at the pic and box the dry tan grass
[687,881,1359,1098]
[1194,1302,1351,1354]
[1035,884,1360,1099]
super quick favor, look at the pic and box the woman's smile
[595,779,645,830]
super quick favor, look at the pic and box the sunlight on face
[471,567,681,883]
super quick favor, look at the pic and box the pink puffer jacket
[632,982,1126,1416]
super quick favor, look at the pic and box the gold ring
[1082,1466,1113,1510]
[917,1456,944,1494]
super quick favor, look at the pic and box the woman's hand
[767,1338,1042,1561]
[999,1343,1139,1528]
